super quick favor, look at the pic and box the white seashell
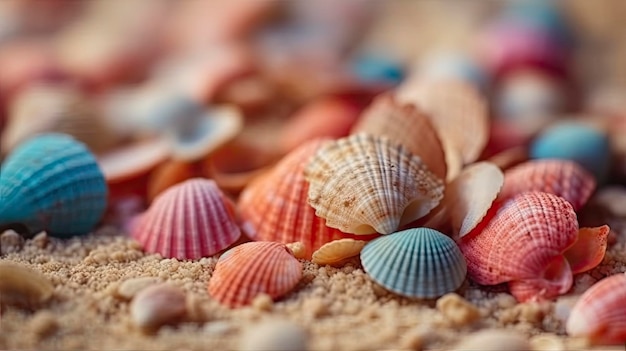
[239,319,308,351]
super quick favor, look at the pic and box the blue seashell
[530,121,611,184]
[351,52,405,85]
[360,227,467,299]
[0,133,108,237]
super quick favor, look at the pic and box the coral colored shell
[498,159,596,211]
[305,134,444,235]
[311,239,367,266]
[131,178,241,260]
[361,227,467,299]
[460,191,578,302]
[239,139,377,260]
[351,93,447,180]
[207,241,302,308]
[564,225,610,275]
[0,133,108,237]
[396,79,489,165]
[566,273,626,344]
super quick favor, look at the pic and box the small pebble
[239,319,308,351]
[451,329,531,351]
[251,293,274,311]
[31,231,49,249]
[0,261,54,308]
[286,242,306,259]
[203,321,235,335]
[436,293,481,326]
[130,283,187,331]
[115,277,160,300]
[1,229,25,254]
[28,311,58,338]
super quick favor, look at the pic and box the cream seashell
[130,283,187,331]
[0,261,54,308]
[311,239,367,266]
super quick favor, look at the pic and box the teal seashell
[360,227,467,299]
[0,133,108,238]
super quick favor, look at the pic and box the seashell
[417,49,490,92]
[131,178,241,260]
[350,52,405,85]
[435,293,481,327]
[498,159,596,211]
[530,120,612,183]
[460,191,579,302]
[395,78,489,165]
[360,227,467,299]
[563,225,609,274]
[311,238,367,266]
[146,160,204,203]
[0,229,25,255]
[115,277,161,300]
[451,329,531,351]
[239,318,309,351]
[485,146,529,171]
[305,134,444,235]
[0,133,108,237]
[130,283,187,331]
[351,93,447,180]
[207,241,302,308]
[0,261,54,308]
[566,273,626,345]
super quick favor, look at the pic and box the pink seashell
[498,159,596,211]
[460,191,579,302]
[566,273,626,345]
[207,241,302,308]
[131,178,241,260]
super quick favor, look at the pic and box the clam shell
[498,159,596,211]
[566,273,626,344]
[239,139,376,259]
[460,191,578,302]
[131,178,241,260]
[305,134,444,234]
[351,93,447,180]
[207,241,302,308]
[98,137,171,184]
[311,238,367,266]
[0,133,108,237]
[361,227,467,299]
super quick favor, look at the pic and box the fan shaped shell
[0,133,108,237]
[305,134,444,235]
[312,238,367,266]
[131,178,241,260]
[207,241,302,308]
[361,227,467,299]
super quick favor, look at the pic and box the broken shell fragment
[564,225,609,274]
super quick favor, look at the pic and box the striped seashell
[498,159,596,211]
[131,178,241,260]
[0,133,108,237]
[566,273,626,345]
[312,238,367,266]
[351,93,447,180]
[239,139,377,259]
[460,191,578,302]
[305,134,444,235]
[207,241,302,308]
[361,227,467,299]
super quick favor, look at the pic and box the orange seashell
[566,273,626,345]
[239,139,378,259]
[460,191,579,302]
[311,239,367,266]
[564,225,610,274]
[351,93,447,180]
[131,178,241,260]
[146,160,204,204]
[207,241,302,308]
[498,159,596,211]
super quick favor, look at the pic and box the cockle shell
[498,159,596,211]
[131,178,241,260]
[207,241,302,308]
[311,238,367,266]
[305,134,444,235]
[351,93,447,180]
[566,273,626,344]
[361,227,467,299]
[239,139,377,259]
[0,133,108,237]
[460,191,578,302]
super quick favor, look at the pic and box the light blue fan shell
[0,133,108,237]
[361,227,467,299]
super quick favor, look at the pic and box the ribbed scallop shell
[0,133,108,237]
[305,134,444,235]
[312,239,367,266]
[351,93,447,180]
[207,241,302,308]
[566,273,626,344]
[498,159,596,210]
[361,227,467,299]
[131,178,241,260]
[460,191,578,302]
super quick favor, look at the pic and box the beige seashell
[1,229,25,255]
[0,261,54,308]
[239,319,309,351]
[436,293,481,327]
[529,333,565,351]
[311,239,367,266]
[115,277,160,300]
[285,242,307,260]
[130,283,187,331]
[305,134,444,234]
[486,146,529,171]
[442,134,464,182]
[451,329,531,351]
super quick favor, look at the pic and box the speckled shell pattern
[131,178,241,260]
[238,139,377,260]
[0,133,108,237]
[305,133,444,235]
[360,227,467,299]
[459,191,578,302]
[566,273,626,344]
[207,241,302,308]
